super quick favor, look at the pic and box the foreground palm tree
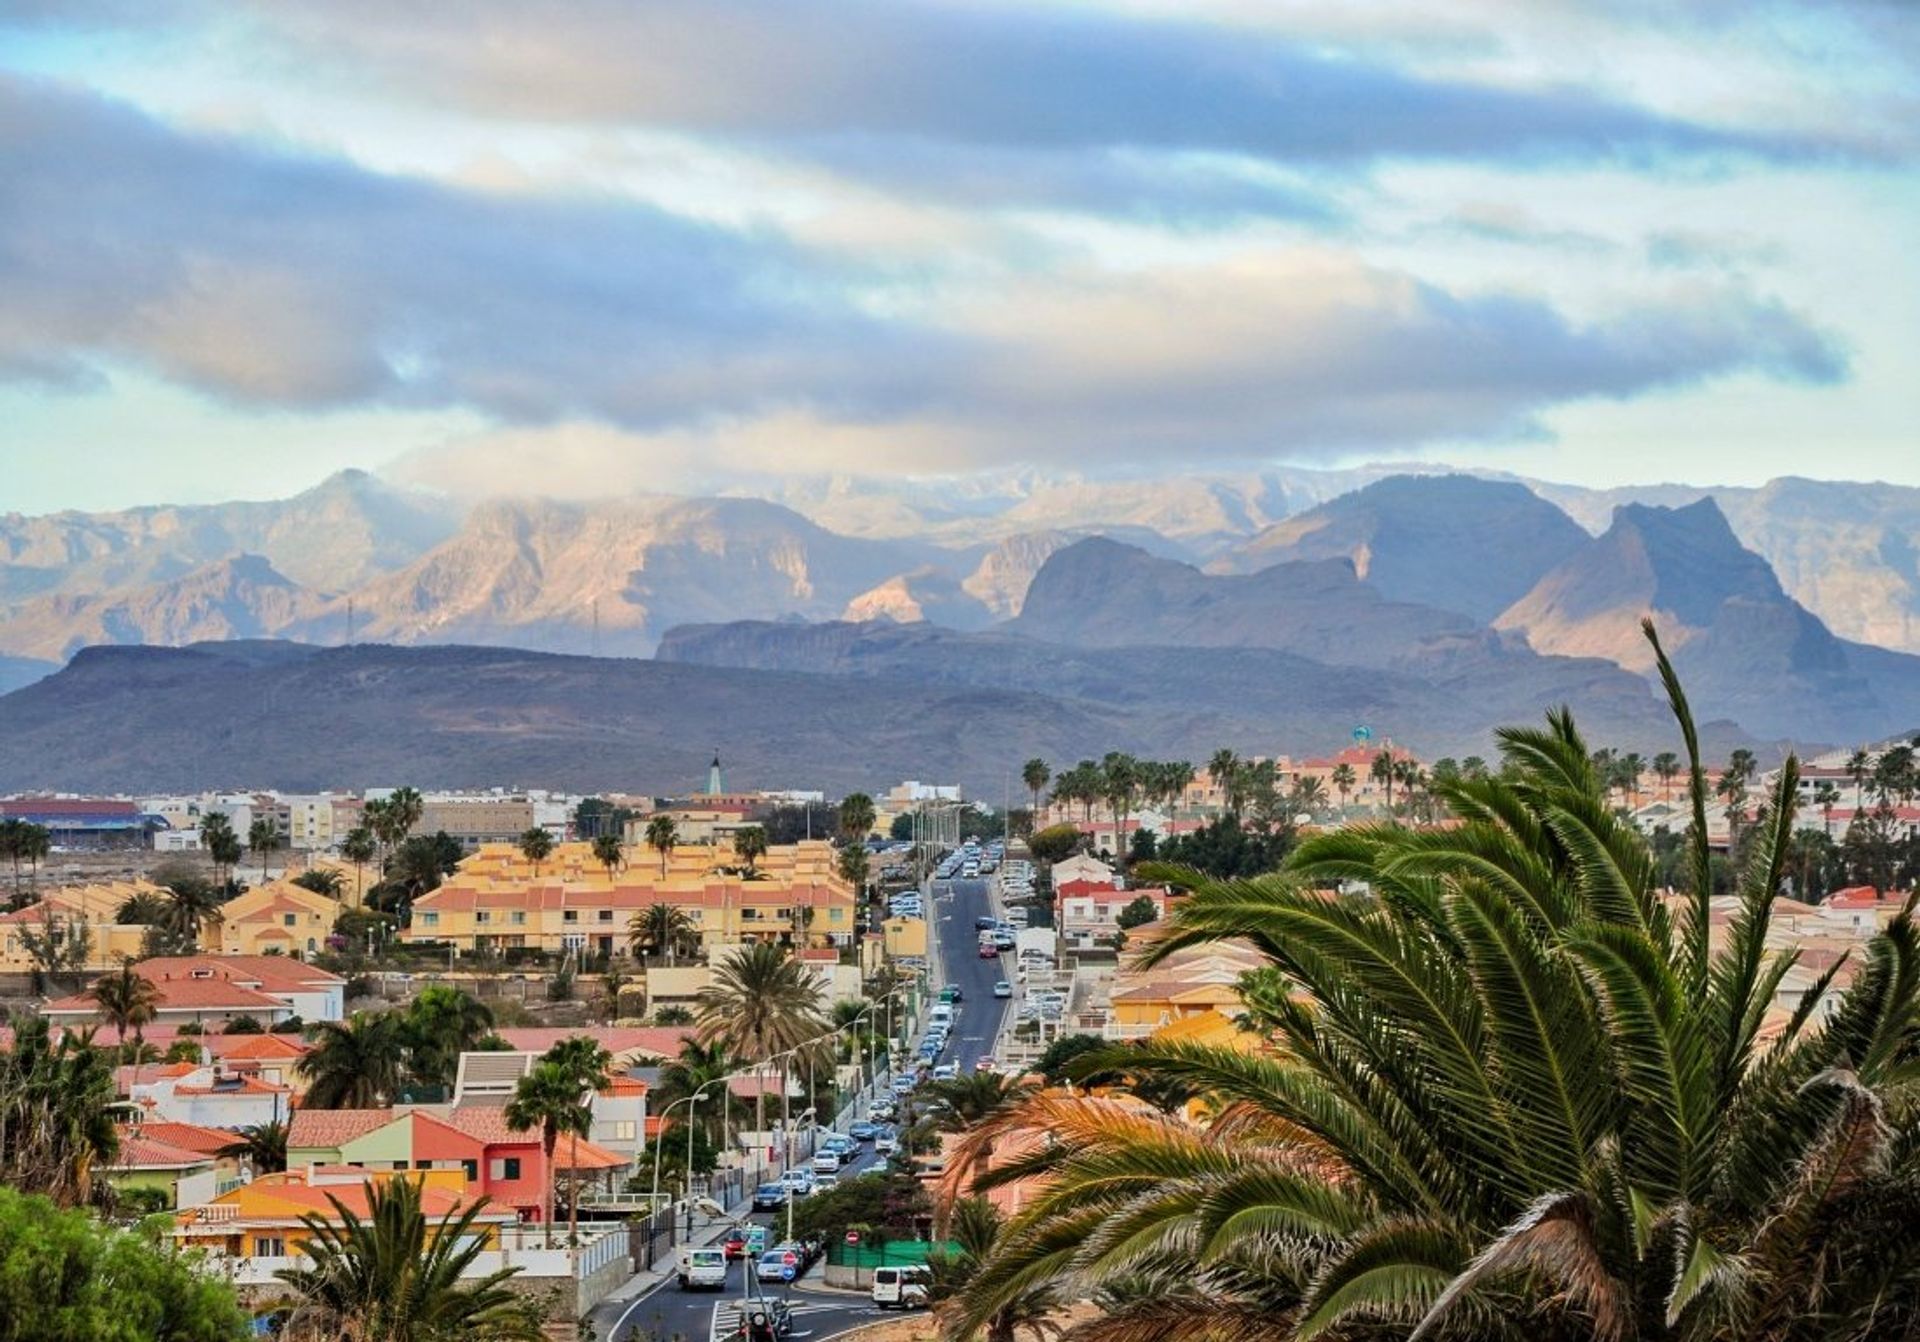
[694,942,827,1136]
[0,1017,118,1206]
[298,1013,407,1109]
[954,622,1920,1342]
[930,1197,1062,1342]
[274,1176,541,1341]
[503,1061,589,1249]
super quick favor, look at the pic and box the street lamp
[649,1089,711,1223]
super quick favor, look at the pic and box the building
[419,796,539,849]
[105,1128,221,1209]
[453,1050,650,1157]
[43,955,347,1030]
[214,878,340,959]
[0,878,171,974]
[279,795,340,851]
[402,840,859,957]
[1104,924,1265,1036]
[1057,880,1168,951]
[0,797,163,849]
[174,1166,516,1259]
[122,1061,294,1129]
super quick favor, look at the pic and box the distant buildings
[41,955,346,1030]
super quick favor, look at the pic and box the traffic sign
[845,1231,861,1245]
[781,1264,798,1281]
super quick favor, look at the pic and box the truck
[676,1245,729,1290]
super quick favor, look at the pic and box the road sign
[845,1231,861,1245]
[781,1264,798,1282]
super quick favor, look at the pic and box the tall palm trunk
[542,1126,558,1248]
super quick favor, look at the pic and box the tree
[1814,780,1842,836]
[590,832,624,881]
[837,842,871,911]
[16,905,94,995]
[248,815,282,880]
[1021,759,1052,821]
[222,1015,263,1035]
[1330,762,1356,810]
[1370,747,1396,814]
[928,1198,1061,1342]
[732,825,768,875]
[1032,1032,1108,1084]
[198,812,243,892]
[1846,747,1872,808]
[0,1017,119,1206]
[217,1120,288,1175]
[1100,752,1140,859]
[1114,895,1159,930]
[157,868,224,952]
[340,825,378,906]
[1025,824,1079,866]
[116,889,171,928]
[403,985,495,1097]
[86,960,160,1051]
[0,820,51,903]
[297,1012,407,1108]
[1653,750,1681,800]
[838,792,877,844]
[292,867,345,897]
[517,826,555,877]
[694,942,827,1136]
[629,902,696,966]
[274,1176,542,1341]
[504,1060,592,1248]
[536,1037,612,1246]
[1208,749,1240,815]
[0,1185,248,1340]
[573,796,638,841]
[645,813,678,877]
[952,623,1920,1342]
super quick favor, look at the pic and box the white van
[872,1264,932,1310]
[677,1245,729,1290]
[928,1004,954,1029]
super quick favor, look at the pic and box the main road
[596,875,1008,1342]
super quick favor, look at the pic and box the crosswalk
[711,1295,850,1342]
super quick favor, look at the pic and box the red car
[978,943,999,958]
[722,1228,751,1259]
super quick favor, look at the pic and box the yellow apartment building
[0,879,172,974]
[401,840,859,957]
[214,877,341,959]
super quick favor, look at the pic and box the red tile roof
[493,1027,691,1059]
[46,979,290,1015]
[111,1131,215,1171]
[132,1121,242,1156]
[287,1109,397,1150]
[556,1134,631,1172]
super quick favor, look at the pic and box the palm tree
[85,960,159,1051]
[1021,759,1052,822]
[402,985,494,1097]
[928,1198,1062,1342]
[590,832,624,881]
[733,825,768,876]
[1101,753,1139,859]
[1330,762,1356,811]
[838,793,877,845]
[297,1012,407,1109]
[694,942,827,1135]
[0,1016,119,1206]
[504,1060,591,1248]
[629,902,696,967]
[198,812,242,891]
[517,826,555,877]
[656,1037,745,1147]
[218,1120,288,1175]
[537,1038,612,1247]
[644,814,678,877]
[1813,780,1841,836]
[1653,749,1681,800]
[1289,775,1326,817]
[1370,747,1396,814]
[952,621,1920,1342]
[248,815,282,880]
[159,873,224,951]
[340,826,378,906]
[1207,749,1239,815]
[116,890,170,928]
[1846,747,1872,808]
[292,867,346,897]
[274,1176,542,1341]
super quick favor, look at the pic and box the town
[2,728,1916,1339]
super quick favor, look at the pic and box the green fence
[826,1239,957,1268]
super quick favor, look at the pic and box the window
[256,1236,285,1257]
[562,910,578,923]
[612,1121,636,1141]
[597,909,613,923]
[461,1159,478,1182]
[510,911,525,925]
[475,911,491,924]
[488,1157,522,1181]
[420,912,439,927]
[282,913,296,927]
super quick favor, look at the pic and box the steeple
[707,753,723,797]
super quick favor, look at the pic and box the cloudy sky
[2,1,1916,512]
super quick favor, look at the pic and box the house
[1056,880,1168,950]
[401,840,859,958]
[124,1061,294,1129]
[1049,854,1115,887]
[214,878,340,959]
[0,878,172,974]
[43,955,346,1029]
[452,1049,651,1157]
[0,797,160,850]
[105,1128,220,1210]
[283,1106,632,1223]
[174,1166,516,1260]
[1105,924,1265,1035]
[1823,886,1911,933]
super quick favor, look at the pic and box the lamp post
[649,1091,709,1226]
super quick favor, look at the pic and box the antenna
[345,597,355,646]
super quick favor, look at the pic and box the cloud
[0,74,1847,479]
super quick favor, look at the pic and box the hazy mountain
[1497,499,1920,741]
[0,554,332,663]
[0,640,1148,795]
[1217,475,1591,622]
[843,568,995,629]
[308,495,949,655]
[0,469,458,603]
[0,656,56,696]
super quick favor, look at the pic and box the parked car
[993,980,1013,997]
[979,943,999,958]
[722,1227,752,1259]
[932,1062,959,1080]
[758,1248,804,1284]
[678,1245,730,1290]
[812,1151,841,1175]
[940,985,964,1002]
[751,1182,787,1211]
[849,1120,879,1141]
[874,1130,900,1156]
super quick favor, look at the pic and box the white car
[932,1062,959,1080]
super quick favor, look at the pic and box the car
[751,1182,787,1211]
[891,1075,916,1095]
[678,1245,730,1289]
[975,1056,999,1073]
[993,980,1013,998]
[813,1151,842,1175]
[874,1131,899,1156]
[723,1227,752,1259]
[979,943,999,958]
[940,985,964,1002]
[813,1173,840,1191]
[974,915,998,930]
[993,931,1017,949]
[932,1061,959,1080]
[849,1120,879,1141]
[872,1265,932,1310]
[758,1248,804,1284]
[779,1169,815,1196]
[866,1099,897,1121]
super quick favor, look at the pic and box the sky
[1,0,1917,514]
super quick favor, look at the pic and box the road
[598,875,1007,1342]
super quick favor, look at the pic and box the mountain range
[4,465,1920,782]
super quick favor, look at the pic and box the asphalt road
[600,876,1007,1342]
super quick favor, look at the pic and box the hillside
[1219,475,1591,622]
[1498,499,1920,740]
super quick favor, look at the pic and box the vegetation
[0,818,51,903]
[504,1036,611,1248]
[629,902,696,966]
[340,825,378,904]
[292,866,346,897]
[1026,824,1081,865]
[273,1176,543,1341]
[947,626,1920,1342]
[1114,895,1159,930]
[732,825,769,875]
[694,941,827,1135]
[217,1120,289,1175]
[248,815,283,879]
[297,1012,408,1109]
[0,1017,120,1208]
[1155,813,1294,878]
[789,1167,930,1246]
[929,1197,1061,1342]
[197,812,244,892]
[0,1185,248,1340]
[16,904,95,994]
[85,960,161,1051]
[516,826,555,877]
[402,985,495,1097]
[644,813,678,876]
[590,831,624,879]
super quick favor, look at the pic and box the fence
[826,1239,956,1269]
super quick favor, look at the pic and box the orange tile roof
[494,1027,690,1059]
[442,1107,530,1145]
[176,1074,290,1096]
[112,1130,215,1170]
[133,955,345,990]
[214,1033,309,1060]
[556,1134,631,1171]
[132,1121,242,1156]
[46,979,289,1014]
[287,1109,398,1150]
